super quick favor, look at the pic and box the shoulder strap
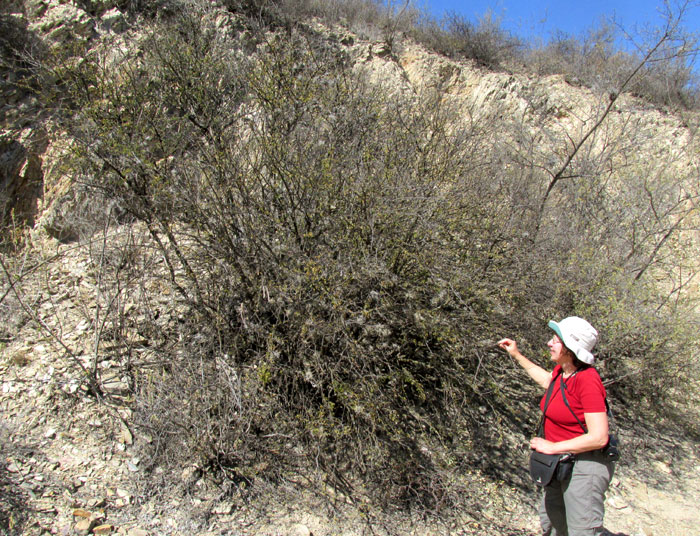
[604,398,616,433]
[536,369,562,437]
[559,374,588,433]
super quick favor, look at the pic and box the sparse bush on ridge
[4,0,699,518]
[408,10,524,69]
[268,0,698,108]
[526,21,699,109]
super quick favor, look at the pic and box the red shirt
[539,365,607,442]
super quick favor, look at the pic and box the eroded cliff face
[2,1,698,244]
[1,1,127,238]
[385,39,697,177]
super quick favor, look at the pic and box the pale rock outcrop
[26,0,96,43]
[98,7,127,34]
[1,2,127,239]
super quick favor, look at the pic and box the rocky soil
[1,230,699,536]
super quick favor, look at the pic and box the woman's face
[547,334,571,365]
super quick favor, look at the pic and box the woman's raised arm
[498,338,551,389]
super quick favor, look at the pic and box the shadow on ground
[0,419,33,535]
[0,457,29,535]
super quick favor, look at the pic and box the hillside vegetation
[1,0,699,533]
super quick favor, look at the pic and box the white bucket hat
[548,316,598,365]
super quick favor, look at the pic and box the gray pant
[539,450,615,536]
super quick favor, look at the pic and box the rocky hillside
[2,231,699,533]
[2,1,700,535]
[1,237,698,533]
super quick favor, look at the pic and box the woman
[498,316,614,536]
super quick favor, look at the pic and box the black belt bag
[529,451,575,486]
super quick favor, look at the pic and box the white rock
[120,425,133,445]
[607,496,630,510]
[212,502,234,515]
[28,1,96,43]
[6,462,20,473]
[100,7,127,33]
[291,524,312,536]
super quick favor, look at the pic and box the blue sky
[417,0,700,45]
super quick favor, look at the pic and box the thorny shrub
[410,11,524,69]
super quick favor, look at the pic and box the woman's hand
[530,437,557,454]
[498,338,518,357]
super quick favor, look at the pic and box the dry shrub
[52,5,522,509]
[412,11,523,68]
[526,20,699,109]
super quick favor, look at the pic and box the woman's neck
[561,361,578,377]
